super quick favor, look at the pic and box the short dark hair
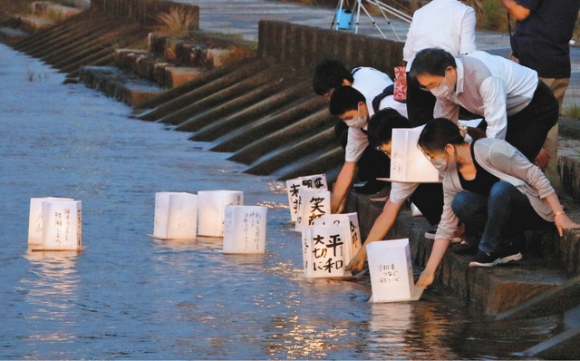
[313,59,354,95]
[329,86,365,116]
[418,118,465,153]
[410,48,457,78]
[367,108,412,147]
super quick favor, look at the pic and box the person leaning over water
[415,118,580,288]
[410,48,558,171]
[345,108,445,274]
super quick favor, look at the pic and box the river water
[0,43,559,359]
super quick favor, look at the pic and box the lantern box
[313,212,362,259]
[286,174,327,222]
[301,224,352,278]
[295,188,331,232]
[197,190,243,237]
[28,197,82,251]
[152,192,198,240]
[366,239,424,302]
[380,127,441,183]
[223,205,268,254]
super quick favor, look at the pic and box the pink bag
[393,66,407,102]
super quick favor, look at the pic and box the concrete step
[79,65,164,106]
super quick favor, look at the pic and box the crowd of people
[312,0,580,288]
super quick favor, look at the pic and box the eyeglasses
[419,72,447,91]
[421,145,447,161]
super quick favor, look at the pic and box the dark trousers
[335,121,390,182]
[505,81,559,162]
[409,182,444,226]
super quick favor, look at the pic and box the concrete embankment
[1,0,580,357]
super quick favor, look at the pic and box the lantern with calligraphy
[41,199,82,251]
[366,239,423,302]
[387,127,440,183]
[286,174,328,222]
[28,197,75,248]
[223,205,268,254]
[301,223,352,278]
[313,212,362,260]
[295,187,331,232]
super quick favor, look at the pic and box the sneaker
[469,245,522,267]
[370,185,391,202]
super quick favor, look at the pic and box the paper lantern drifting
[286,174,328,222]
[153,192,198,240]
[301,223,352,278]
[197,190,243,237]
[295,187,331,232]
[28,197,82,251]
[366,239,424,302]
[313,212,363,259]
[386,127,441,183]
[223,205,268,254]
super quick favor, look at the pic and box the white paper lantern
[295,188,331,232]
[197,190,243,237]
[366,239,424,302]
[388,127,441,183]
[28,197,75,247]
[153,192,198,240]
[286,174,328,222]
[313,212,362,258]
[301,224,352,278]
[223,205,268,254]
[41,200,82,251]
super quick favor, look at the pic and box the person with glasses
[327,85,407,214]
[415,118,579,287]
[410,48,558,170]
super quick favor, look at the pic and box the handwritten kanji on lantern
[28,197,75,248]
[40,199,82,251]
[223,205,267,254]
[286,174,328,222]
[197,190,243,237]
[366,239,423,302]
[386,127,440,183]
[153,192,198,240]
[301,223,352,278]
[313,213,362,260]
[295,188,330,232]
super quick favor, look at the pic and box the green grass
[563,103,580,119]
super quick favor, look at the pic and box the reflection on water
[0,43,563,359]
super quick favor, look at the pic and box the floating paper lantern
[366,239,423,302]
[223,205,268,254]
[301,223,352,278]
[295,187,331,232]
[286,174,328,222]
[197,190,243,237]
[28,197,75,247]
[313,212,362,259]
[41,199,82,251]
[153,192,198,240]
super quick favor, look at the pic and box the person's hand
[554,214,580,237]
[346,248,366,275]
[533,148,550,171]
[415,269,435,288]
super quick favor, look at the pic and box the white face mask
[430,154,449,172]
[344,105,367,129]
[430,72,455,98]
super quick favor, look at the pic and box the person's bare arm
[500,0,531,21]
[331,162,357,214]
[415,238,451,287]
[346,199,404,274]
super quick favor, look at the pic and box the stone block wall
[90,0,199,29]
[257,20,404,79]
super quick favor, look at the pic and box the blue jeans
[451,181,550,254]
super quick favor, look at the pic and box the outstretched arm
[415,238,451,288]
[331,161,357,214]
[346,199,404,274]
